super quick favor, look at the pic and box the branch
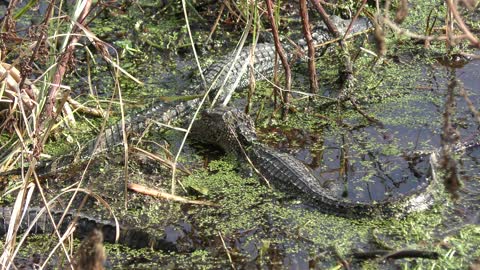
[265,0,291,118]
[299,0,318,94]
[352,249,439,260]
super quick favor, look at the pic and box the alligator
[0,16,383,248]
[1,16,371,177]
[192,107,442,218]
[0,206,177,251]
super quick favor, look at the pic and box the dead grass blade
[131,146,192,175]
[3,188,119,270]
[170,0,256,197]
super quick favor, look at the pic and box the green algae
[178,157,478,269]
[2,1,480,269]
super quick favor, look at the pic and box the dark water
[128,46,480,269]
[263,54,480,204]
[3,1,480,268]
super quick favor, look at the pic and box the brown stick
[131,146,192,175]
[349,97,384,127]
[394,0,409,24]
[17,1,54,94]
[441,72,461,198]
[309,0,340,37]
[127,183,218,206]
[382,11,477,47]
[204,3,225,46]
[352,249,439,260]
[66,97,106,118]
[35,0,93,158]
[265,0,291,118]
[342,0,368,40]
[333,247,351,270]
[299,0,318,94]
[458,85,480,125]
[309,0,354,94]
[445,0,480,47]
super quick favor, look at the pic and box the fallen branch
[352,249,439,260]
[127,183,218,206]
[131,146,192,175]
[445,0,480,47]
[67,96,106,118]
[265,0,291,118]
[348,97,384,127]
[299,0,318,94]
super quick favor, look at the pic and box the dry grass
[0,1,132,268]
[1,0,479,268]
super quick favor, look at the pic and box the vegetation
[0,0,479,269]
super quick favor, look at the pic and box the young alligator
[0,206,177,251]
[192,107,442,218]
[0,16,371,177]
[0,16,372,245]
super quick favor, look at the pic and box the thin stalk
[172,0,208,194]
[265,0,291,119]
[246,0,260,114]
[172,0,254,195]
[299,0,318,94]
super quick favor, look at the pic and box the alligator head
[192,107,258,155]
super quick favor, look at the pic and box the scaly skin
[0,17,376,245]
[192,107,440,218]
[0,16,371,177]
[0,206,177,251]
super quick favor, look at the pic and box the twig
[225,0,248,25]
[127,183,218,206]
[383,16,468,44]
[67,96,106,118]
[348,97,384,127]
[218,231,236,270]
[309,0,341,37]
[458,83,480,125]
[311,28,374,50]
[33,172,74,267]
[441,72,461,198]
[333,247,351,269]
[16,2,53,96]
[342,0,368,40]
[265,0,291,118]
[245,6,261,114]
[352,249,439,260]
[1,2,93,268]
[314,113,353,129]
[299,0,318,94]
[394,0,408,24]
[445,0,480,47]
[131,146,192,175]
[35,0,93,157]
[309,0,356,92]
[204,3,225,46]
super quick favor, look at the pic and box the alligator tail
[0,206,177,251]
